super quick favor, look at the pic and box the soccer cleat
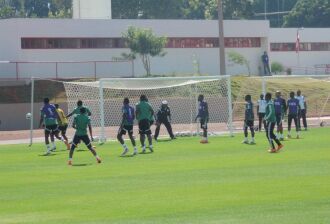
[141,146,146,154]
[96,157,102,164]
[50,147,56,152]
[276,144,284,152]
[249,140,256,144]
[121,148,129,156]
[133,149,138,156]
[45,150,52,155]
[242,139,249,144]
[68,160,72,166]
[268,148,277,153]
[149,146,154,153]
[200,139,209,144]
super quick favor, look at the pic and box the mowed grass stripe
[0,128,329,224]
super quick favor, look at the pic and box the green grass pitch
[0,128,330,224]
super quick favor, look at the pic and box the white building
[0,18,329,79]
[72,0,112,19]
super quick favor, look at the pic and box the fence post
[29,77,34,147]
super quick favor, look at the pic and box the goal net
[63,76,233,141]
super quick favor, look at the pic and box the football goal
[29,76,234,145]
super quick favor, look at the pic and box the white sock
[51,142,56,148]
[122,144,127,149]
[46,144,50,150]
[251,137,255,141]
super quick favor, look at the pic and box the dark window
[21,37,261,49]
[271,42,330,51]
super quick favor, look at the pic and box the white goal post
[63,76,234,142]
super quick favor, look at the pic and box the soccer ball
[26,113,32,120]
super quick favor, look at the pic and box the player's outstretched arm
[66,111,74,118]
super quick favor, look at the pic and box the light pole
[218,0,226,75]
[264,0,267,20]
[296,27,304,69]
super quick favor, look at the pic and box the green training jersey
[74,114,90,136]
[136,101,153,121]
[72,106,91,116]
[264,100,276,123]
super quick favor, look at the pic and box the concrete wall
[0,19,329,78]
[269,28,330,74]
[0,103,67,131]
[0,19,269,78]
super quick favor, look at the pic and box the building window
[271,42,330,51]
[22,37,261,49]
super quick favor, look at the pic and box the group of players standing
[243,89,307,153]
[39,94,210,165]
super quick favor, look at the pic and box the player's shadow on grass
[120,154,135,158]
[72,163,92,167]
[139,151,153,155]
[39,154,57,157]
[156,139,173,142]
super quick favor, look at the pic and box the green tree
[49,0,71,18]
[0,0,15,18]
[112,0,183,19]
[181,0,253,19]
[111,0,139,19]
[122,26,167,76]
[23,0,49,18]
[252,0,298,27]
[283,0,330,27]
[227,51,251,76]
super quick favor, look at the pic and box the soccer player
[242,95,255,144]
[264,93,283,153]
[274,90,287,140]
[67,100,91,118]
[68,107,101,166]
[154,100,175,141]
[117,98,137,156]
[296,90,307,131]
[39,98,69,155]
[195,94,209,144]
[257,94,267,131]
[136,95,154,153]
[55,104,70,150]
[286,92,300,139]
